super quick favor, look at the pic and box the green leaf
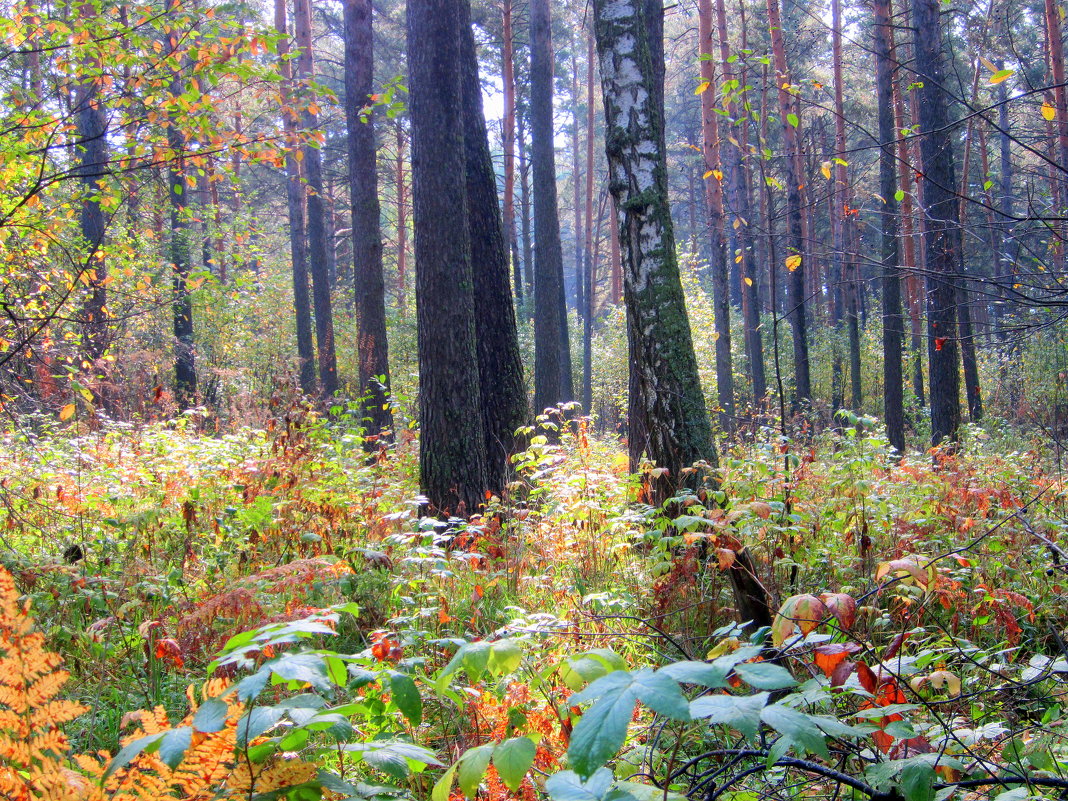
[389,672,423,726]
[193,698,229,733]
[734,662,797,690]
[760,704,828,758]
[688,692,769,740]
[559,649,627,691]
[545,768,614,801]
[157,727,192,769]
[659,661,728,688]
[493,737,537,791]
[568,673,639,778]
[458,745,494,798]
[787,112,799,128]
[894,189,906,202]
[899,760,936,801]
[236,705,285,747]
[432,763,458,801]
[488,639,523,676]
[462,641,492,682]
[269,653,333,691]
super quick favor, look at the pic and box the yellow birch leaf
[695,81,711,95]
[785,254,802,271]
[821,161,832,180]
[989,68,1014,84]
[1043,101,1056,121]
[703,170,714,179]
[744,276,753,286]
[60,404,75,421]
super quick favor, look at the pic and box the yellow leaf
[703,170,714,179]
[989,68,1014,85]
[695,81,711,95]
[60,404,75,421]
[785,254,802,271]
[713,169,723,180]
[1043,101,1056,121]
[735,254,743,263]
[744,276,753,286]
[821,161,832,180]
[979,56,998,72]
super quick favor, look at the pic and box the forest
[2,0,1068,798]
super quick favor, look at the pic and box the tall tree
[458,0,528,494]
[531,0,573,412]
[165,0,196,408]
[766,0,811,404]
[697,0,734,433]
[343,0,392,439]
[75,0,108,367]
[873,0,905,452]
[593,0,717,500]
[502,0,522,304]
[275,0,316,394]
[582,29,597,414]
[407,0,487,513]
[831,0,861,409]
[912,0,962,445]
[713,0,765,408]
[294,0,338,397]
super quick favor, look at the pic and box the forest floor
[1,407,1067,799]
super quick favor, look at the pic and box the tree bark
[459,0,528,494]
[502,0,523,304]
[275,0,316,395]
[344,0,393,440]
[593,0,717,500]
[294,0,338,397]
[715,0,765,407]
[766,0,811,405]
[407,0,488,514]
[75,0,109,366]
[699,0,734,433]
[166,0,195,408]
[912,0,962,446]
[531,0,573,412]
[873,0,905,453]
[583,29,597,414]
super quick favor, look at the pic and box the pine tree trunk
[459,0,529,493]
[892,59,925,407]
[699,0,734,433]
[583,30,597,415]
[912,0,962,446]
[275,0,316,395]
[396,124,408,311]
[873,0,905,453]
[344,0,393,440]
[766,0,811,404]
[531,0,573,411]
[832,0,861,410]
[166,0,196,408]
[294,0,338,397]
[518,108,535,300]
[502,0,522,304]
[407,0,488,514]
[593,0,717,500]
[75,0,109,366]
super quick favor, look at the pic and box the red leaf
[935,337,946,351]
[856,661,878,694]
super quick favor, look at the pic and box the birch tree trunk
[593,0,717,500]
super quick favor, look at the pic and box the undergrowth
[1,408,1067,799]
